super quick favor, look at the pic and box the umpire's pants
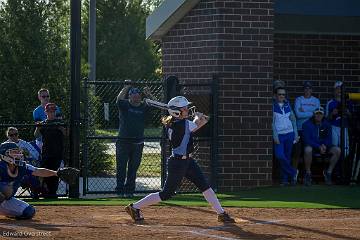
[41,157,62,196]
[116,141,144,194]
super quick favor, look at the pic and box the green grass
[95,129,118,136]
[100,152,161,177]
[138,153,161,177]
[27,186,360,209]
[95,128,162,137]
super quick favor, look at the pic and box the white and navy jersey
[273,100,294,135]
[166,119,198,156]
[0,161,37,198]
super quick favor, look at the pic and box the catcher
[125,96,235,223]
[0,142,79,220]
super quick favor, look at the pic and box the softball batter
[125,96,235,223]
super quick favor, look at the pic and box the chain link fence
[82,79,164,195]
[82,77,219,195]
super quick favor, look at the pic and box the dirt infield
[0,206,360,239]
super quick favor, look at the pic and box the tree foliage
[0,0,70,122]
[82,0,161,80]
[0,0,162,123]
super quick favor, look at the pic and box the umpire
[115,81,152,198]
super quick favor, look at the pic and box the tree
[82,0,161,80]
[0,0,69,122]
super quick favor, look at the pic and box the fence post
[340,82,346,182]
[161,76,179,187]
[211,75,219,191]
[82,77,89,196]
[69,0,81,198]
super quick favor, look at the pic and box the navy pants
[159,157,210,201]
[116,141,144,194]
[274,132,297,183]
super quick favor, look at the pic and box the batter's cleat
[218,212,235,223]
[125,204,144,222]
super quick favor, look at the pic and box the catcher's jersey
[167,119,197,156]
[0,162,36,198]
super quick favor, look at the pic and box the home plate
[234,218,250,223]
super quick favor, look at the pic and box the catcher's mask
[167,96,196,118]
[0,142,26,167]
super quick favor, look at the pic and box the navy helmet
[0,142,26,167]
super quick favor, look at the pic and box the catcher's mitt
[57,167,80,185]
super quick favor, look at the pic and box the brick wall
[162,0,274,191]
[274,34,360,105]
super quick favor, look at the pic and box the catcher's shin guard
[217,212,235,223]
[125,204,144,222]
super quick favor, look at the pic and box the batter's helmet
[167,96,193,118]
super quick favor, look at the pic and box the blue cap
[303,81,312,88]
[314,106,325,114]
[128,88,141,95]
[334,81,343,88]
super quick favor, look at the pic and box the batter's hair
[161,115,174,127]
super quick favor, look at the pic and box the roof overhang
[146,0,200,40]
[275,15,360,35]
[146,0,360,41]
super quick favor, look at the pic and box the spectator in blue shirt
[273,87,299,186]
[33,88,62,149]
[303,107,341,186]
[33,88,62,122]
[293,81,320,171]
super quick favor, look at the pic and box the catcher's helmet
[167,96,193,118]
[0,142,26,167]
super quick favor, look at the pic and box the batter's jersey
[166,119,198,156]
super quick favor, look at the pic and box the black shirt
[40,119,65,159]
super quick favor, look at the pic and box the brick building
[146,0,360,190]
